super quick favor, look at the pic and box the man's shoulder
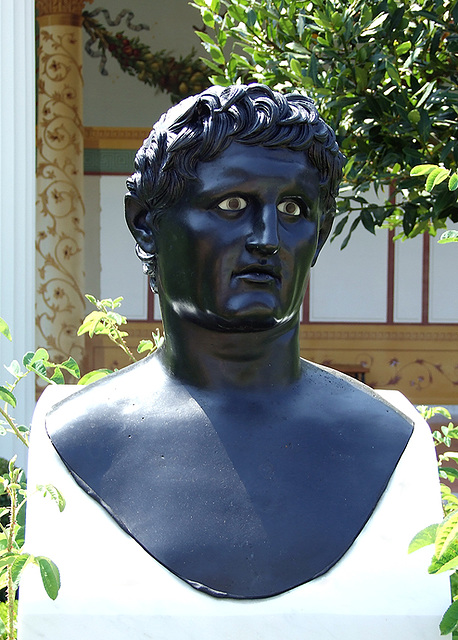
[299,359,414,439]
[46,354,166,439]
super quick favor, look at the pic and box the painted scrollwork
[36,25,86,365]
[385,358,458,392]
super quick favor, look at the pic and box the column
[36,0,91,365]
[0,1,36,468]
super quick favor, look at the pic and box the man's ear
[125,194,156,254]
[311,211,333,267]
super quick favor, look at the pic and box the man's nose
[245,205,279,255]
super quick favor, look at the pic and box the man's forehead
[193,142,320,187]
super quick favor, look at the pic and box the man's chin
[176,303,297,333]
[215,316,279,333]
[203,308,293,333]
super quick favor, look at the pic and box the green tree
[192,0,458,245]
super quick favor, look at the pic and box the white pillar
[0,0,36,469]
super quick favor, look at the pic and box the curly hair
[126,83,345,222]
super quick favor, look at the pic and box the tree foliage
[192,0,458,243]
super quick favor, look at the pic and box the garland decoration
[82,8,211,103]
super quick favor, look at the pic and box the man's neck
[158,309,302,391]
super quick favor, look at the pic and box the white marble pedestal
[18,388,451,639]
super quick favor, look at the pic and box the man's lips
[233,265,281,284]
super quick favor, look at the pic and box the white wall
[310,224,388,322]
[86,175,149,319]
[429,232,458,323]
[393,233,423,323]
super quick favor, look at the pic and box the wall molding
[84,126,150,149]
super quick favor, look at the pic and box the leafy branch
[0,320,69,640]
[191,0,458,245]
[410,406,458,636]
[0,296,164,637]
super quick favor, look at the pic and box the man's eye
[277,200,301,216]
[218,197,247,211]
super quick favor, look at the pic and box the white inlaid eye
[277,200,302,216]
[218,196,247,211]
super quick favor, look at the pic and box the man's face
[153,142,330,331]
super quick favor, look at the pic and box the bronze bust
[46,84,413,599]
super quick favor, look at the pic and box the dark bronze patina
[47,84,413,599]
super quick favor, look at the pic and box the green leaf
[410,164,438,176]
[418,109,431,142]
[202,8,215,28]
[396,41,411,55]
[439,230,458,244]
[385,61,401,86]
[11,553,31,588]
[22,351,34,367]
[246,8,257,27]
[340,216,360,249]
[430,552,458,574]
[332,215,349,238]
[208,44,225,65]
[50,368,65,385]
[449,173,458,191]
[435,511,458,559]
[15,525,26,548]
[85,294,97,305]
[137,340,155,354]
[408,523,438,553]
[28,348,49,367]
[77,369,113,386]
[290,57,303,77]
[308,52,318,84]
[426,167,450,192]
[0,553,18,570]
[0,386,16,408]
[361,210,376,234]
[106,311,125,326]
[59,357,80,378]
[296,12,306,38]
[5,360,22,379]
[0,615,5,636]
[36,484,66,512]
[30,360,51,383]
[439,467,458,480]
[77,311,106,338]
[360,12,388,36]
[16,499,26,527]
[355,66,368,90]
[36,556,60,600]
[0,319,11,342]
[195,30,216,45]
[440,599,458,635]
[417,405,451,420]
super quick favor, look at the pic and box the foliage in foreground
[192,0,458,245]
[0,601,16,640]
[410,406,458,636]
[0,319,68,640]
[0,298,162,639]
